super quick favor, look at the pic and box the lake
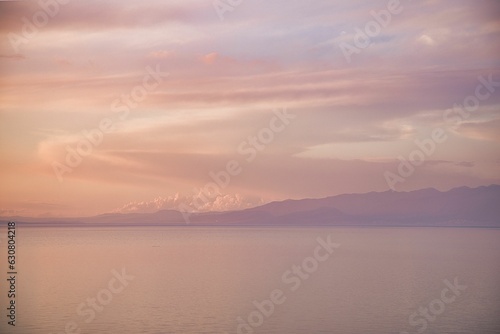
[1,226,499,333]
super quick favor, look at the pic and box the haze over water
[1,2,500,333]
[2,226,499,334]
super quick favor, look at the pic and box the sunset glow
[1,0,499,217]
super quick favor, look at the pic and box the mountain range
[2,185,500,227]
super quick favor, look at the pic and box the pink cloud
[147,50,172,60]
[113,193,265,213]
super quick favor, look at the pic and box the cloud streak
[1,0,499,216]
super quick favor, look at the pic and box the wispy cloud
[1,0,499,216]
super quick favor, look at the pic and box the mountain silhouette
[2,185,499,227]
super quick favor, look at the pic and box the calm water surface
[1,227,499,334]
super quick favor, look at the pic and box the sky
[0,0,499,217]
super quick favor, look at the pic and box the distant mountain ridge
[2,185,500,227]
